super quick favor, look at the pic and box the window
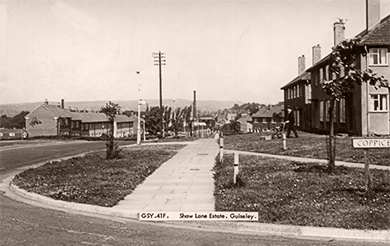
[294,110,300,126]
[319,68,323,82]
[370,94,388,111]
[325,100,336,122]
[369,48,388,65]
[306,84,312,103]
[320,101,324,122]
[297,84,300,98]
[324,65,329,80]
[262,118,267,123]
[340,98,346,123]
[294,85,297,98]
[325,100,330,122]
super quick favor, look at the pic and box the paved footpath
[114,137,220,213]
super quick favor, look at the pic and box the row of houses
[281,0,389,136]
[25,100,141,138]
[234,104,285,133]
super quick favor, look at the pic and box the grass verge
[223,132,390,166]
[13,145,184,207]
[214,154,390,230]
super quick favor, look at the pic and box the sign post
[352,138,390,193]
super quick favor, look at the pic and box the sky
[0,0,389,105]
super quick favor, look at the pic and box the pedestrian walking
[285,106,298,138]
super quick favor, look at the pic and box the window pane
[373,54,378,64]
[380,48,387,64]
[340,99,346,123]
[374,98,379,110]
[381,95,388,110]
[325,65,329,80]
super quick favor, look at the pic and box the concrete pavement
[115,137,219,212]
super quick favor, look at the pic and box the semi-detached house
[282,0,389,136]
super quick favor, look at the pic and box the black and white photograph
[0,0,389,245]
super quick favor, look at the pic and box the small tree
[101,101,121,159]
[321,39,389,186]
[144,106,162,136]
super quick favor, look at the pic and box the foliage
[0,111,30,129]
[221,121,241,135]
[214,154,390,230]
[321,39,389,99]
[13,145,184,207]
[320,38,389,174]
[221,102,263,115]
[144,105,192,137]
[144,106,163,136]
[169,106,192,137]
[101,101,121,159]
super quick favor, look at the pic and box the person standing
[285,106,298,138]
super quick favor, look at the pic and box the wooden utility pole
[153,51,166,137]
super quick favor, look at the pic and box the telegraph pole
[136,70,141,145]
[153,51,166,138]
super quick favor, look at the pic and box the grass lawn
[214,154,390,230]
[223,131,390,166]
[13,145,184,207]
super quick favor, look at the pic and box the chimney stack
[61,99,64,109]
[312,44,321,65]
[298,55,305,75]
[366,0,380,30]
[333,20,345,46]
[44,99,49,105]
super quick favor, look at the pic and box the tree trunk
[364,149,372,195]
[328,99,336,173]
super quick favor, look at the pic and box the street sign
[352,138,390,149]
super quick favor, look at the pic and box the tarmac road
[0,141,387,246]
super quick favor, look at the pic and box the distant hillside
[0,99,244,116]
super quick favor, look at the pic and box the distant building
[236,114,253,133]
[199,115,216,128]
[251,105,284,132]
[25,100,140,138]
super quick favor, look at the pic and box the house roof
[28,104,136,123]
[357,14,390,46]
[307,14,390,71]
[252,105,284,118]
[281,71,311,89]
[237,114,252,123]
[306,54,331,72]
